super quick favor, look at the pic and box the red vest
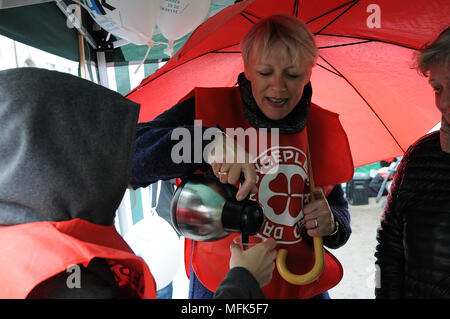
[0,218,157,298]
[185,87,354,299]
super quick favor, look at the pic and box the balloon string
[135,42,154,74]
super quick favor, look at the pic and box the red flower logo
[267,173,304,218]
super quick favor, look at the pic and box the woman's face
[244,42,312,121]
[429,61,450,124]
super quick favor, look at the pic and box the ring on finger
[314,218,319,228]
[218,171,228,176]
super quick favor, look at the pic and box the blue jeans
[188,265,214,299]
[156,282,173,299]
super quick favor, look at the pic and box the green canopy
[0,0,235,64]
[0,1,93,61]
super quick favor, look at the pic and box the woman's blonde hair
[415,27,450,77]
[240,14,318,68]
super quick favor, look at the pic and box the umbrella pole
[276,128,325,285]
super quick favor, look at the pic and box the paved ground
[329,196,386,299]
[171,196,387,299]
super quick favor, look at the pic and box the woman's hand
[229,238,277,287]
[211,162,257,201]
[207,131,258,200]
[303,188,336,237]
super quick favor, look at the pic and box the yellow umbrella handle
[276,237,324,285]
[275,128,324,285]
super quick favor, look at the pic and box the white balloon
[83,0,159,45]
[157,0,211,42]
[123,215,183,290]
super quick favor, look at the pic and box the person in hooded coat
[0,67,155,298]
[0,67,275,299]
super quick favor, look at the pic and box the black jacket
[375,132,450,298]
[214,267,265,299]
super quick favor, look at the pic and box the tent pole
[75,3,86,79]
[12,40,19,68]
[96,51,109,88]
[78,35,87,78]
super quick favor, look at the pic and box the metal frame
[53,1,113,88]
[54,0,97,49]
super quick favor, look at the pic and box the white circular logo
[253,146,311,244]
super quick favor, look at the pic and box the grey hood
[0,68,139,226]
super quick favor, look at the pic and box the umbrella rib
[319,55,405,153]
[318,40,372,50]
[316,63,342,77]
[316,0,361,35]
[240,11,258,25]
[293,0,299,17]
[318,33,418,50]
[241,10,261,20]
[318,55,346,77]
[306,0,358,25]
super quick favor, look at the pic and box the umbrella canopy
[126,0,449,167]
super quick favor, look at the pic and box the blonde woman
[131,15,353,299]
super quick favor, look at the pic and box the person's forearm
[130,97,214,188]
[131,125,212,188]
[213,267,265,299]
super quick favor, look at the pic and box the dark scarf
[237,72,312,134]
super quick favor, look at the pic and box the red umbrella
[126,0,449,167]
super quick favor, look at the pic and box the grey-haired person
[375,27,450,299]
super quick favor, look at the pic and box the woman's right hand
[211,162,257,201]
[207,132,258,201]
